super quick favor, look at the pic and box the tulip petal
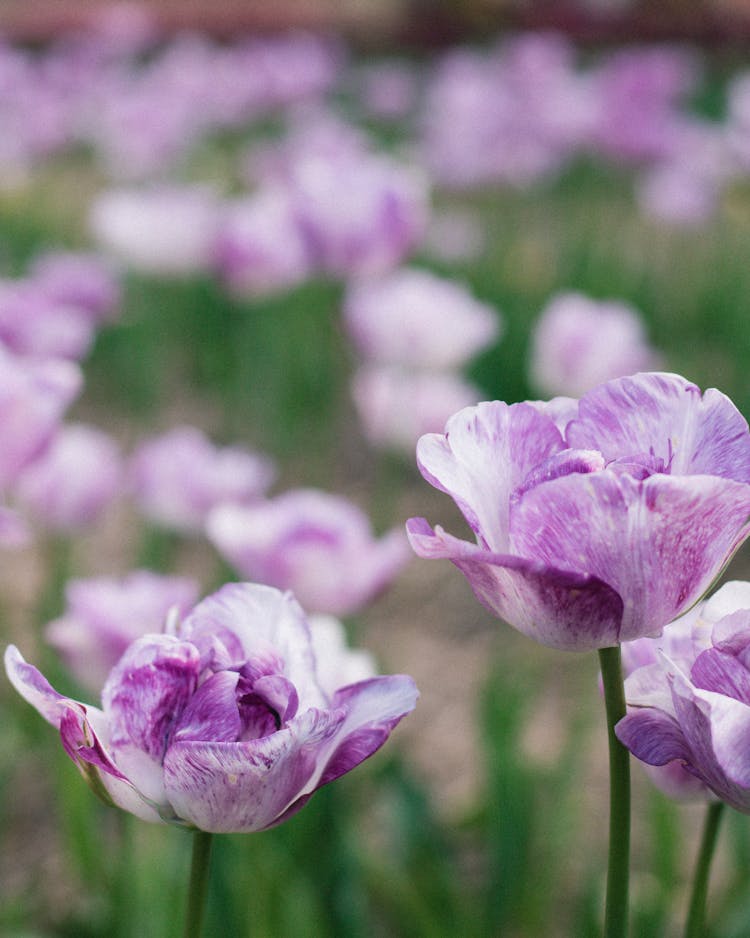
[510,471,750,641]
[615,709,692,766]
[416,401,564,551]
[163,707,344,832]
[317,675,419,786]
[180,583,326,711]
[669,671,750,808]
[567,372,750,481]
[406,518,624,651]
[4,646,162,822]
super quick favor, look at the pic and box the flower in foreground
[207,489,410,617]
[407,372,750,651]
[616,581,750,811]
[6,582,418,832]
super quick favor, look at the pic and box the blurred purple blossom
[0,347,81,492]
[46,569,200,694]
[129,426,275,534]
[591,45,699,164]
[214,188,312,297]
[29,251,121,325]
[529,292,661,398]
[352,365,481,454]
[90,186,222,277]
[6,582,417,831]
[14,423,123,533]
[408,372,750,651]
[343,268,500,369]
[207,489,410,617]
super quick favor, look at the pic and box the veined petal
[416,401,564,552]
[180,583,326,711]
[406,519,623,651]
[163,707,344,832]
[670,671,750,808]
[567,372,750,481]
[317,675,419,786]
[59,704,164,823]
[102,634,201,762]
[4,648,162,822]
[5,645,70,726]
[510,471,750,641]
[615,709,692,766]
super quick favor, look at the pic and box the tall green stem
[684,801,724,938]
[598,645,631,938]
[183,830,214,938]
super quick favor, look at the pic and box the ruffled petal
[567,372,750,481]
[415,401,564,552]
[162,707,344,832]
[615,708,692,766]
[406,519,624,651]
[317,675,419,786]
[4,647,161,822]
[179,583,325,710]
[510,471,750,641]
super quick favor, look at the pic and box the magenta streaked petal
[5,644,71,726]
[62,705,165,823]
[669,672,750,807]
[510,471,750,641]
[691,645,750,704]
[171,670,243,744]
[615,709,691,766]
[180,583,325,711]
[318,674,419,786]
[416,401,564,551]
[102,634,201,761]
[163,707,344,833]
[567,372,750,481]
[406,519,623,651]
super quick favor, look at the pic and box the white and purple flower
[6,582,418,832]
[207,489,410,617]
[617,581,750,809]
[407,372,750,651]
[129,426,275,534]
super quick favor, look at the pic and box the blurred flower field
[4,10,750,938]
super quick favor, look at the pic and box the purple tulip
[207,489,410,617]
[529,292,660,398]
[213,188,312,297]
[29,251,121,324]
[343,268,501,369]
[90,186,221,276]
[407,372,750,651]
[0,347,82,491]
[14,423,123,533]
[6,582,418,832]
[351,364,480,453]
[46,570,200,693]
[0,280,97,361]
[129,426,275,534]
[288,149,429,279]
[616,581,750,810]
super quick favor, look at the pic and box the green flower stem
[685,801,724,938]
[183,830,214,938]
[598,645,631,938]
